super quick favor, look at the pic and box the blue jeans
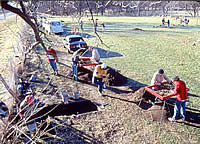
[49,61,58,72]
[94,77,103,94]
[72,62,78,81]
[172,100,187,121]
[96,58,100,63]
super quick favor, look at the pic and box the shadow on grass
[82,47,124,59]
[188,93,200,98]
[166,99,200,128]
[61,27,95,39]
[32,91,101,143]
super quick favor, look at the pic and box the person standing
[162,18,165,25]
[94,19,98,32]
[46,46,58,75]
[89,46,100,63]
[167,19,170,28]
[80,20,84,31]
[168,76,188,122]
[92,63,107,96]
[71,54,79,81]
[101,21,105,31]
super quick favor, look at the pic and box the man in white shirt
[151,69,172,87]
[89,47,100,63]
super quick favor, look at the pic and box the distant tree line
[35,1,200,17]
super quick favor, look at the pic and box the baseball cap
[158,69,164,74]
[172,75,179,81]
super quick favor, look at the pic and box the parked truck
[42,20,64,34]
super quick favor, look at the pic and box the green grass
[57,16,200,102]
[2,15,200,105]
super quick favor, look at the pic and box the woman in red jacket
[168,76,188,122]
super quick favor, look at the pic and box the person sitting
[17,79,31,96]
[151,68,172,89]
[20,94,45,137]
[0,101,8,119]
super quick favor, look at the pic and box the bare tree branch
[19,1,26,14]
[0,74,20,103]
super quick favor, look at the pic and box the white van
[42,20,64,34]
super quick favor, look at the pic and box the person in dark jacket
[72,54,79,81]
[168,76,188,122]
[167,19,170,28]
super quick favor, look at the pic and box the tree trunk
[101,1,105,16]
[137,7,141,16]
[101,7,104,16]
[162,6,165,16]
[194,8,197,17]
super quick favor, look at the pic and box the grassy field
[57,16,200,108]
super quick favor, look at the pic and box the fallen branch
[41,77,53,93]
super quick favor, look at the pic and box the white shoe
[98,91,102,96]
[168,117,176,122]
[103,83,106,89]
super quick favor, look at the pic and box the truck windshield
[51,22,61,26]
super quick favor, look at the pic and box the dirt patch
[132,28,144,31]
[147,104,168,122]
[155,85,174,96]
[106,67,127,86]
[128,87,145,102]
[156,89,173,96]
[77,66,127,86]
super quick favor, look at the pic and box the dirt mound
[128,88,155,102]
[128,87,145,102]
[77,66,127,86]
[106,67,127,86]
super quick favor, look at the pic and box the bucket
[61,90,69,103]
[73,91,80,100]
